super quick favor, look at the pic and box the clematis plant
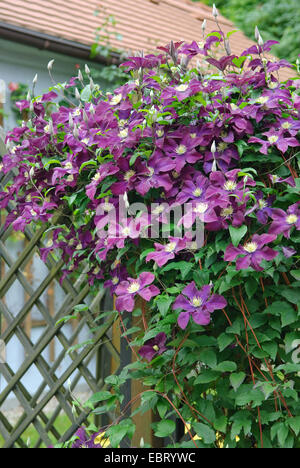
[0,11,299,448]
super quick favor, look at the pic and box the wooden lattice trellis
[0,167,121,448]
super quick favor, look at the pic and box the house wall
[0,37,102,130]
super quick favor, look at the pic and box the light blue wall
[0,37,103,129]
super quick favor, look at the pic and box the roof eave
[0,21,121,65]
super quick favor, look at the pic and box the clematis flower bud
[212,4,218,18]
[47,59,55,72]
[73,124,79,139]
[32,74,38,86]
[85,64,90,75]
[224,39,231,55]
[69,113,74,129]
[211,140,217,154]
[78,69,83,83]
[75,88,81,101]
[201,19,207,32]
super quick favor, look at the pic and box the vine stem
[110,389,199,448]
[171,333,214,427]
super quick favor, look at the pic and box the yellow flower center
[192,297,202,307]
[258,199,267,209]
[102,202,113,212]
[156,129,164,138]
[286,214,298,225]
[111,94,122,105]
[153,205,164,215]
[147,167,155,177]
[256,96,269,104]
[224,180,237,191]
[243,242,258,253]
[268,135,279,144]
[221,206,233,217]
[93,172,101,181]
[124,170,135,181]
[217,142,228,152]
[65,162,73,169]
[190,133,197,139]
[175,84,188,92]
[165,242,176,252]
[128,281,140,294]
[282,122,291,129]
[119,129,128,139]
[153,345,159,351]
[194,203,208,214]
[193,188,202,197]
[112,276,119,285]
[175,144,187,155]
[122,227,131,236]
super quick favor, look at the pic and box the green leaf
[230,411,252,440]
[79,160,97,173]
[230,372,246,391]
[156,296,173,317]
[89,391,113,403]
[229,225,248,247]
[157,399,169,419]
[106,425,127,448]
[290,270,300,281]
[279,287,300,305]
[265,301,297,327]
[81,84,92,101]
[73,304,89,313]
[262,342,278,361]
[217,333,234,351]
[215,361,237,373]
[287,416,300,437]
[55,314,78,326]
[161,261,193,279]
[245,278,258,298]
[199,349,217,368]
[153,419,176,438]
[193,422,216,445]
[194,370,219,384]
[214,415,227,433]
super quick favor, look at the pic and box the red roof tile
[0,0,294,80]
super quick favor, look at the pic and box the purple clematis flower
[282,246,296,258]
[249,129,299,155]
[224,233,279,271]
[269,203,300,238]
[115,272,160,312]
[146,236,189,267]
[138,332,167,361]
[71,427,105,449]
[254,191,275,224]
[268,173,296,187]
[172,282,227,329]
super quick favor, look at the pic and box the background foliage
[193,0,300,64]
